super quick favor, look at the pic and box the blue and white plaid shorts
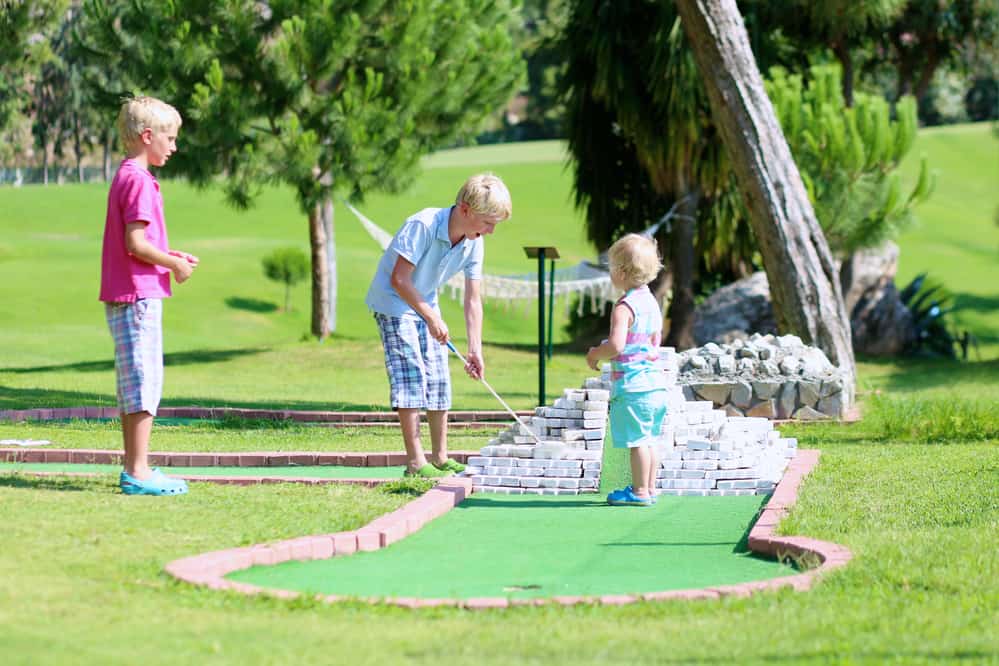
[105,299,163,416]
[374,313,451,411]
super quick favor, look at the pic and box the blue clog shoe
[120,468,188,496]
[607,486,653,507]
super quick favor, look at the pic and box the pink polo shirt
[99,159,172,303]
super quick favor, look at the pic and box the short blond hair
[456,173,512,220]
[608,233,663,288]
[117,96,182,150]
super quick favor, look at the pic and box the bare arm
[125,222,199,284]
[586,303,633,371]
[462,277,484,379]
[389,255,449,342]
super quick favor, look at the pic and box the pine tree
[78,0,523,339]
[0,1,68,162]
[767,64,934,256]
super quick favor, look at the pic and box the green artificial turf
[230,492,793,599]
[0,462,406,479]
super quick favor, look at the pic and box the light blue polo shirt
[365,206,484,319]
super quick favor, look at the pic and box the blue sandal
[626,485,657,504]
[120,468,189,496]
[607,486,653,507]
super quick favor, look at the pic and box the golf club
[445,340,543,445]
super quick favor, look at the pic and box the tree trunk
[912,48,941,102]
[832,41,854,107]
[665,189,701,350]
[321,193,337,333]
[308,200,331,341]
[103,126,112,182]
[675,0,856,408]
[74,115,83,183]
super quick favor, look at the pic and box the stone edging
[161,449,852,608]
[0,406,527,427]
[0,448,475,468]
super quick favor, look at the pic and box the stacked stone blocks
[467,346,797,497]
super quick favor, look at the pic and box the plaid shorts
[374,313,451,411]
[105,299,163,416]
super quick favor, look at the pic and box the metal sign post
[523,246,559,406]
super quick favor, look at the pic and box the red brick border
[0,448,477,467]
[158,449,851,608]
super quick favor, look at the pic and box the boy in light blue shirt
[366,174,512,478]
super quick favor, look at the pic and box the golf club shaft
[446,341,542,445]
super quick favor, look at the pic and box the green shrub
[262,247,308,312]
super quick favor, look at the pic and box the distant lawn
[896,122,999,360]
[1,125,996,415]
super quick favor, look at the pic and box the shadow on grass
[0,473,97,492]
[953,292,999,316]
[0,386,116,410]
[645,650,997,664]
[225,297,278,313]
[857,356,999,394]
[602,541,739,547]
[460,497,609,509]
[2,347,270,374]
[0,385,382,414]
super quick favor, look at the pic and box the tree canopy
[78,0,523,338]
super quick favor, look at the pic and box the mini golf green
[228,492,795,599]
[0,462,406,479]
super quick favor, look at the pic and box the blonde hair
[608,233,663,287]
[117,96,182,150]
[455,173,512,220]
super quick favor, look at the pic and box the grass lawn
[1,419,995,664]
[0,126,997,663]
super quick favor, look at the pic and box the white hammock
[345,200,618,316]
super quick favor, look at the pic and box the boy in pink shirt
[100,96,198,496]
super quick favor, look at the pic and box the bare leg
[399,408,428,473]
[647,448,659,498]
[427,409,448,465]
[630,446,652,498]
[122,411,154,479]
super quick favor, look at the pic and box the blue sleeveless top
[610,286,667,397]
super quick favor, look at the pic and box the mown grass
[1,126,997,663]
[0,419,490,453]
[1,425,996,664]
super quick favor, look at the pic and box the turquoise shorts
[609,390,668,449]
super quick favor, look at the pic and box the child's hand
[169,250,199,266]
[427,314,449,344]
[464,350,485,380]
[586,347,601,372]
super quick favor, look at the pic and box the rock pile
[677,333,847,419]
